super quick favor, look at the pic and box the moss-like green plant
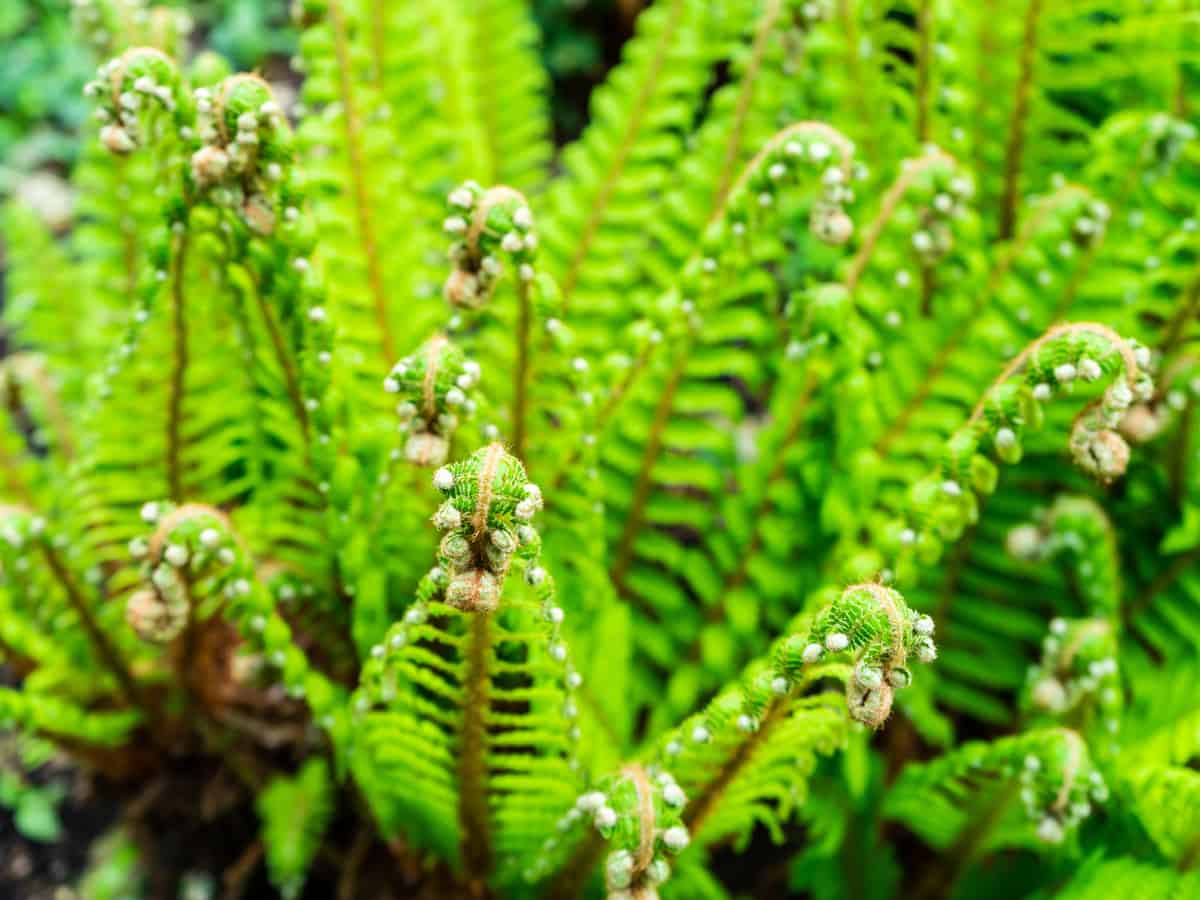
[3,1,1200,897]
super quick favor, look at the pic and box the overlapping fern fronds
[1,0,1199,897]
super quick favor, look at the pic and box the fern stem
[368,0,386,88]
[836,0,874,164]
[844,151,951,292]
[916,0,933,143]
[252,283,310,440]
[609,350,687,592]
[0,436,34,507]
[472,0,501,184]
[560,0,684,305]
[1160,266,1200,357]
[683,693,787,837]
[458,611,493,884]
[328,0,396,363]
[998,0,1042,239]
[1124,544,1200,625]
[166,229,191,503]
[913,783,1017,899]
[711,0,783,212]
[1180,833,1200,872]
[40,541,152,722]
[512,280,532,460]
[546,830,606,900]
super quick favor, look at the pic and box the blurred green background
[0,0,632,198]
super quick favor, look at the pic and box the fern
[4,2,1200,897]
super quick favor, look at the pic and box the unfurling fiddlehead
[443,182,539,310]
[384,335,482,466]
[430,443,544,613]
[786,583,937,728]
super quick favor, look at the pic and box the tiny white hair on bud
[1033,383,1052,400]
[900,527,917,545]
[825,632,850,652]
[383,377,400,393]
[809,141,830,160]
[140,501,161,523]
[1134,346,1151,368]
[199,528,220,548]
[527,566,547,586]
[433,467,455,491]
[443,216,467,234]
[663,783,686,807]
[218,547,236,565]
[691,724,711,743]
[1054,363,1077,383]
[577,791,606,812]
[736,714,756,732]
[545,606,564,624]
[996,427,1017,449]
[164,544,189,568]
[237,112,257,131]
[768,162,787,180]
[942,480,962,496]
[594,806,618,830]
[1036,817,1064,844]
[662,826,690,851]
[513,206,534,229]
[445,387,465,407]
[501,231,524,252]
[915,615,935,636]
[771,676,789,694]
[802,642,824,663]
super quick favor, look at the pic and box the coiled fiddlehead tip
[443,182,538,310]
[793,582,936,728]
[386,335,481,467]
[430,443,543,613]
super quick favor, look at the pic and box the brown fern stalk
[998,0,1042,239]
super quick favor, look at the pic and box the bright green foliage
[258,758,334,899]
[2,1,1200,898]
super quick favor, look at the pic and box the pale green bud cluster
[384,335,481,466]
[443,182,539,309]
[430,443,543,613]
[1023,618,1121,739]
[788,583,936,727]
